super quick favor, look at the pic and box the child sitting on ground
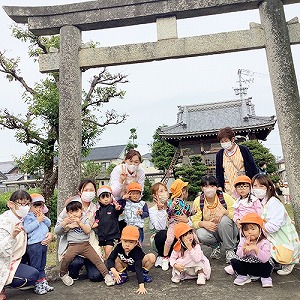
[119,182,149,244]
[107,225,156,295]
[23,193,54,295]
[229,213,273,288]
[170,222,211,285]
[162,179,194,271]
[94,186,123,259]
[58,195,114,287]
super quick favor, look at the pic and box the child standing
[162,179,194,271]
[120,182,149,244]
[107,225,155,295]
[230,213,273,288]
[23,193,54,295]
[94,186,123,259]
[232,175,262,228]
[280,182,291,204]
[58,196,114,287]
[170,222,211,285]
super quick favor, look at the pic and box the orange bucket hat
[170,179,188,199]
[240,213,264,228]
[233,175,252,187]
[127,182,142,193]
[173,222,193,251]
[121,225,140,241]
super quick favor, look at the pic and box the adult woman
[109,149,145,231]
[0,190,46,299]
[192,176,238,263]
[54,179,103,282]
[216,127,258,196]
[149,182,191,268]
[252,174,299,275]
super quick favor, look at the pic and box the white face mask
[221,141,232,150]
[81,191,95,202]
[203,187,217,199]
[158,192,169,204]
[15,205,30,218]
[252,188,267,199]
[126,164,138,173]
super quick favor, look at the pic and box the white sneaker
[210,245,221,259]
[277,264,295,275]
[197,273,206,285]
[224,265,235,275]
[104,274,115,286]
[225,250,235,264]
[161,257,170,271]
[155,256,163,267]
[60,273,74,286]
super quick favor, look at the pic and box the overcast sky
[1,0,300,162]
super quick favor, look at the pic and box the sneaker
[155,256,163,267]
[277,264,295,275]
[34,282,47,295]
[41,280,54,292]
[143,269,153,283]
[261,277,273,288]
[171,272,181,283]
[224,265,235,275]
[210,245,221,259]
[60,273,74,286]
[234,275,251,286]
[197,273,206,285]
[225,250,235,263]
[104,274,115,286]
[250,276,260,281]
[161,257,170,271]
[116,271,129,285]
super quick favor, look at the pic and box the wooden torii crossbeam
[3,0,300,230]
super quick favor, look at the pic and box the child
[280,182,291,204]
[94,186,123,259]
[162,179,194,271]
[107,225,155,295]
[232,175,262,229]
[120,182,149,244]
[23,193,54,295]
[170,222,211,285]
[59,195,114,287]
[230,213,273,287]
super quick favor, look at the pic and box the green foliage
[142,177,152,202]
[81,161,103,182]
[126,128,138,152]
[0,192,10,214]
[106,163,117,177]
[240,140,279,183]
[151,127,176,171]
[174,155,207,200]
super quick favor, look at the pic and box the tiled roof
[159,98,276,140]
[82,145,127,161]
[0,161,17,174]
[5,173,24,181]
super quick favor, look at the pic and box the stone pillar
[259,0,300,232]
[58,26,82,215]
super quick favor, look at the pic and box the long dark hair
[251,174,280,201]
[9,190,32,203]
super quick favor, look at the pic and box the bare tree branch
[84,111,128,128]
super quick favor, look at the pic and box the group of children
[16,173,299,295]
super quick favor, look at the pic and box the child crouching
[170,223,211,285]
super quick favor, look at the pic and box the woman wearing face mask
[191,176,238,264]
[54,179,103,282]
[216,127,258,196]
[0,190,39,300]
[148,182,191,268]
[109,149,145,232]
[251,174,299,276]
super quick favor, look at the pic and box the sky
[0,0,300,162]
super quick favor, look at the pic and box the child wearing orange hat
[107,225,155,295]
[162,179,194,271]
[23,193,54,295]
[170,223,211,285]
[94,186,123,259]
[229,213,273,288]
[119,182,149,244]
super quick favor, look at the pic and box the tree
[81,161,103,182]
[240,140,279,183]
[174,154,207,200]
[0,26,128,204]
[151,126,176,171]
[126,128,138,152]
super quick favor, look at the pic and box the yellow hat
[170,179,188,199]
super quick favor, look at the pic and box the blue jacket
[216,145,258,191]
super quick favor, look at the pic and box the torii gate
[3,0,300,230]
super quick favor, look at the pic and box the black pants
[154,230,176,257]
[231,258,273,278]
